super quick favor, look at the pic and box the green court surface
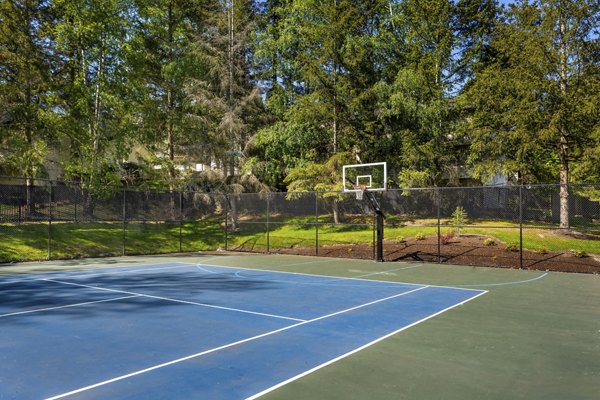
[2,253,598,400]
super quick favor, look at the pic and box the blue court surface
[0,262,486,399]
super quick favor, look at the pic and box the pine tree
[0,0,52,173]
[0,0,54,214]
[461,0,600,228]
[50,0,132,215]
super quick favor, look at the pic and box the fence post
[47,183,52,260]
[437,188,441,264]
[179,191,183,253]
[266,193,270,253]
[224,194,228,250]
[519,185,523,269]
[122,187,127,256]
[313,192,318,256]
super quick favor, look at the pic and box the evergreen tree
[0,0,53,180]
[50,0,132,214]
[186,0,266,227]
[461,0,600,228]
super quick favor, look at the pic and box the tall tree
[186,0,265,227]
[50,0,132,214]
[376,0,461,187]
[0,0,52,174]
[461,0,600,228]
[253,0,394,189]
[0,0,54,214]
[127,0,211,215]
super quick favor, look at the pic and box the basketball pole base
[376,211,384,262]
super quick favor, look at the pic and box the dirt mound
[270,235,600,274]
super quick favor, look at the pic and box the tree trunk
[83,189,94,218]
[558,9,569,229]
[332,200,340,224]
[227,0,238,230]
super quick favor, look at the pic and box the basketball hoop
[354,184,366,200]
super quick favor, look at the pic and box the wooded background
[1,0,599,214]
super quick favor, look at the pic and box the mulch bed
[268,234,600,274]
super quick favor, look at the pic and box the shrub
[394,236,405,244]
[441,230,455,245]
[538,247,548,255]
[483,238,496,246]
[572,250,587,258]
[505,243,519,252]
[415,232,426,241]
[451,206,468,234]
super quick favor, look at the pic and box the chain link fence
[1,178,599,271]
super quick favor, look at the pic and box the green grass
[228,220,600,255]
[0,219,224,262]
[2,216,599,263]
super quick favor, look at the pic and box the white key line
[42,279,306,323]
[44,285,429,400]
[246,289,488,400]
[0,295,139,318]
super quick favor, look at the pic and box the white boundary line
[0,262,193,285]
[196,265,422,289]
[183,262,486,293]
[44,285,429,400]
[0,256,228,284]
[245,289,489,400]
[42,279,306,323]
[0,295,139,318]
[459,272,549,287]
[353,264,421,278]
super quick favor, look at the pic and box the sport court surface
[0,254,598,400]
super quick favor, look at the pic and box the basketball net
[354,184,366,200]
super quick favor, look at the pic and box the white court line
[44,285,429,400]
[196,265,417,289]
[246,289,489,400]
[42,279,305,323]
[0,295,139,318]
[459,272,549,287]
[264,258,341,268]
[353,264,421,278]
[0,263,191,285]
[184,262,485,293]
[0,257,224,285]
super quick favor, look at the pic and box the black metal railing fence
[1,178,598,270]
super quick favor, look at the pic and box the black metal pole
[315,192,319,256]
[48,183,52,260]
[437,188,441,264]
[373,212,376,261]
[266,193,270,253]
[122,187,127,256]
[224,194,228,250]
[376,211,384,262]
[179,191,183,253]
[519,185,523,269]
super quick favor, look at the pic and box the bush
[415,232,426,241]
[441,229,455,245]
[505,243,519,252]
[483,238,496,246]
[394,236,405,244]
[572,250,587,258]
[452,206,468,234]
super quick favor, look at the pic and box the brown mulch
[267,235,600,274]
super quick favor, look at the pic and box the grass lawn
[227,218,600,255]
[0,219,224,262]
[2,216,598,263]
